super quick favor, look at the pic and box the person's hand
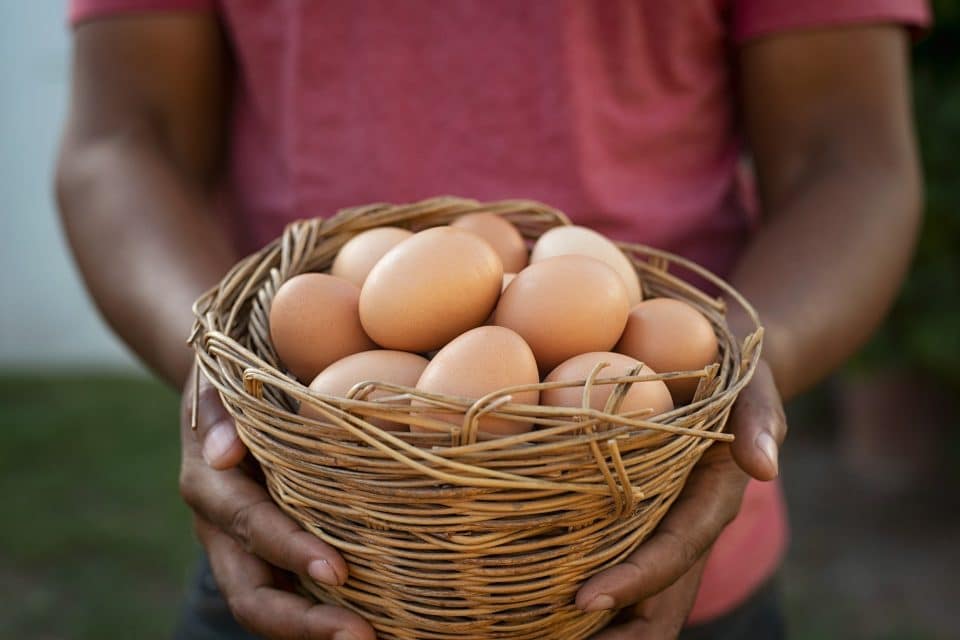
[579,360,786,639]
[179,367,377,640]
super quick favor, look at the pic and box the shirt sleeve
[69,0,213,26]
[731,0,932,44]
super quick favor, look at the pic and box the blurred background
[1,2,957,639]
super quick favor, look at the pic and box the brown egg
[413,326,539,436]
[302,350,429,431]
[615,298,719,403]
[542,352,673,419]
[451,212,529,273]
[360,226,503,352]
[269,274,376,382]
[331,227,414,287]
[531,226,643,305]
[493,255,630,372]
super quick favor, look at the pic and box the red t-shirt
[70,0,930,625]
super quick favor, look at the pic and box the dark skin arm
[57,16,375,640]
[581,24,921,638]
[57,15,232,388]
[731,24,922,399]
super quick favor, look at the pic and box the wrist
[723,299,797,402]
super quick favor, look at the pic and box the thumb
[728,360,787,482]
[181,365,247,470]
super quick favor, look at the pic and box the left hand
[578,360,787,639]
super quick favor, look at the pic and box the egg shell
[493,255,630,372]
[542,352,673,418]
[481,273,516,326]
[451,213,529,273]
[269,273,376,383]
[531,225,643,305]
[302,350,429,431]
[413,326,539,436]
[331,227,414,287]
[615,298,719,403]
[360,226,504,352]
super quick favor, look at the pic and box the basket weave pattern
[191,197,762,640]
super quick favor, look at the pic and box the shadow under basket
[190,197,763,640]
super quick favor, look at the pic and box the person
[56,1,929,638]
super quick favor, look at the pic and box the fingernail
[332,631,361,640]
[202,421,237,466]
[756,432,779,477]
[582,594,615,612]
[308,559,341,586]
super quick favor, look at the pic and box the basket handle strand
[241,367,642,497]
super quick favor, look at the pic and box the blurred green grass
[0,374,194,639]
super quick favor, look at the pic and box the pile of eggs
[269,214,719,436]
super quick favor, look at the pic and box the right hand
[179,367,377,640]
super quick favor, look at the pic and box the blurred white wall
[0,1,140,371]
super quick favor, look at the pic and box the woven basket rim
[190,196,762,452]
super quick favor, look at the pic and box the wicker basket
[190,196,763,640]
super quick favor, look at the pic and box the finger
[589,555,707,640]
[591,594,687,640]
[576,456,746,612]
[198,519,376,640]
[181,458,349,587]
[728,360,787,481]
[180,366,247,470]
[590,614,674,640]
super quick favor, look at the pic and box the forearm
[57,127,237,388]
[727,154,922,400]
